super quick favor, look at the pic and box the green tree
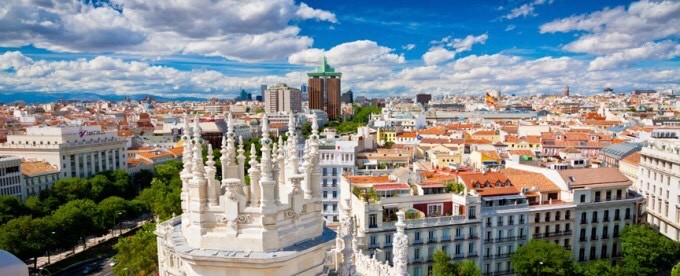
[0,216,54,269]
[24,195,50,217]
[621,224,680,275]
[301,122,312,137]
[672,262,680,276]
[113,223,158,275]
[98,196,132,230]
[153,160,183,183]
[458,260,481,276]
[89,174,114,202]
[511,239,578,276]
[50,177,91,203]
[0,195,28,224]
[581,260,613,276]
[135,178,181,220]
[433,249,457,276]
[50,199,105,250]
[106,169,135,199]
[133,169,155,190]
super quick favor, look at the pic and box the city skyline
[0,0,679,99]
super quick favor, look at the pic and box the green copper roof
[307,56,342,77]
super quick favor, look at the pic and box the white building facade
[638,130,680,241]
[0,126,127,179]
[0,156,24,200]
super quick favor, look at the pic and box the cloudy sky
[0,0,679,99]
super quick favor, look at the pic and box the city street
[55,255,114,276]
[36,219,148,269]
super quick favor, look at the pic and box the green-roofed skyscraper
[307,57,342,120]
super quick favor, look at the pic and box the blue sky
[0,0,678,98]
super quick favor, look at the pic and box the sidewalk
[35,218,148,268]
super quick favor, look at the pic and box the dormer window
[475,183,480,188]
[505,180,511,186]
[484,181,490,188]
[495,181,501,187]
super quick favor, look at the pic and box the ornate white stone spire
[260,114,272,180]
[237,136,246,184]
[220,135,228,178]
[205,144,219,205]
[392,211,409,276]
[276,135,285,185]
[225,113,236,166]
[247,143,261,207]
[192,115,205,179]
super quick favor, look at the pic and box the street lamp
[47,231,55,264]
[38,267,52,276]
[117,212,123,235]
[537,261,544,276]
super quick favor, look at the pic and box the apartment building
[459,172,529,275]
[318,135,358,224]
[638,129,680,240]
[341,171,482,276]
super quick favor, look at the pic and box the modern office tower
[264,83,302,114]
[260,84,267,102]
[341,90,354,104]
[156,114,335,275]
[308,57,342,120]
[239,89,252,101]
[638,129,680,240]
[0,155,24,200]
[415,94,432,106]
[0,125,127,179]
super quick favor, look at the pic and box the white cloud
[288,40,404,67]
[504,0,554,20]
[588,41,680,70]
[505,25,516,31]
[0,0,336,61]
[422,47,456,65]
[296,3,338,23]
[540,0,680,55]
[449,34,488,53]
[402,44,416,51]
[505,4,534,19]
[0,51,298,97]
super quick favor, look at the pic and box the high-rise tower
[308,57,342,120]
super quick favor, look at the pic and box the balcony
[602,234,609,239]
[413,239,423,245]
[591,218,598,223]
[564,230,572,236]
[533,233,544,238]
[508,220,515,225]
[369,224,378,229]
[428,238,438,243]
[517,235,527,240]
[484,238,494,243]
[413,258,423,263]
[614,216,621,221]
[564,245,572,250]
[591,235,599,241]
[581,219,587,224]
[579,237,587,242]
[496,236,516,242]
[441,236,451,242]
[495,253,512,259]
[519,219,525,224]
[468,234,479,240]
[486,222,492,227]
[454,236,465,241]
[369,243,379,249]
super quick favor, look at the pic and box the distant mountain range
[0,92,208,104]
